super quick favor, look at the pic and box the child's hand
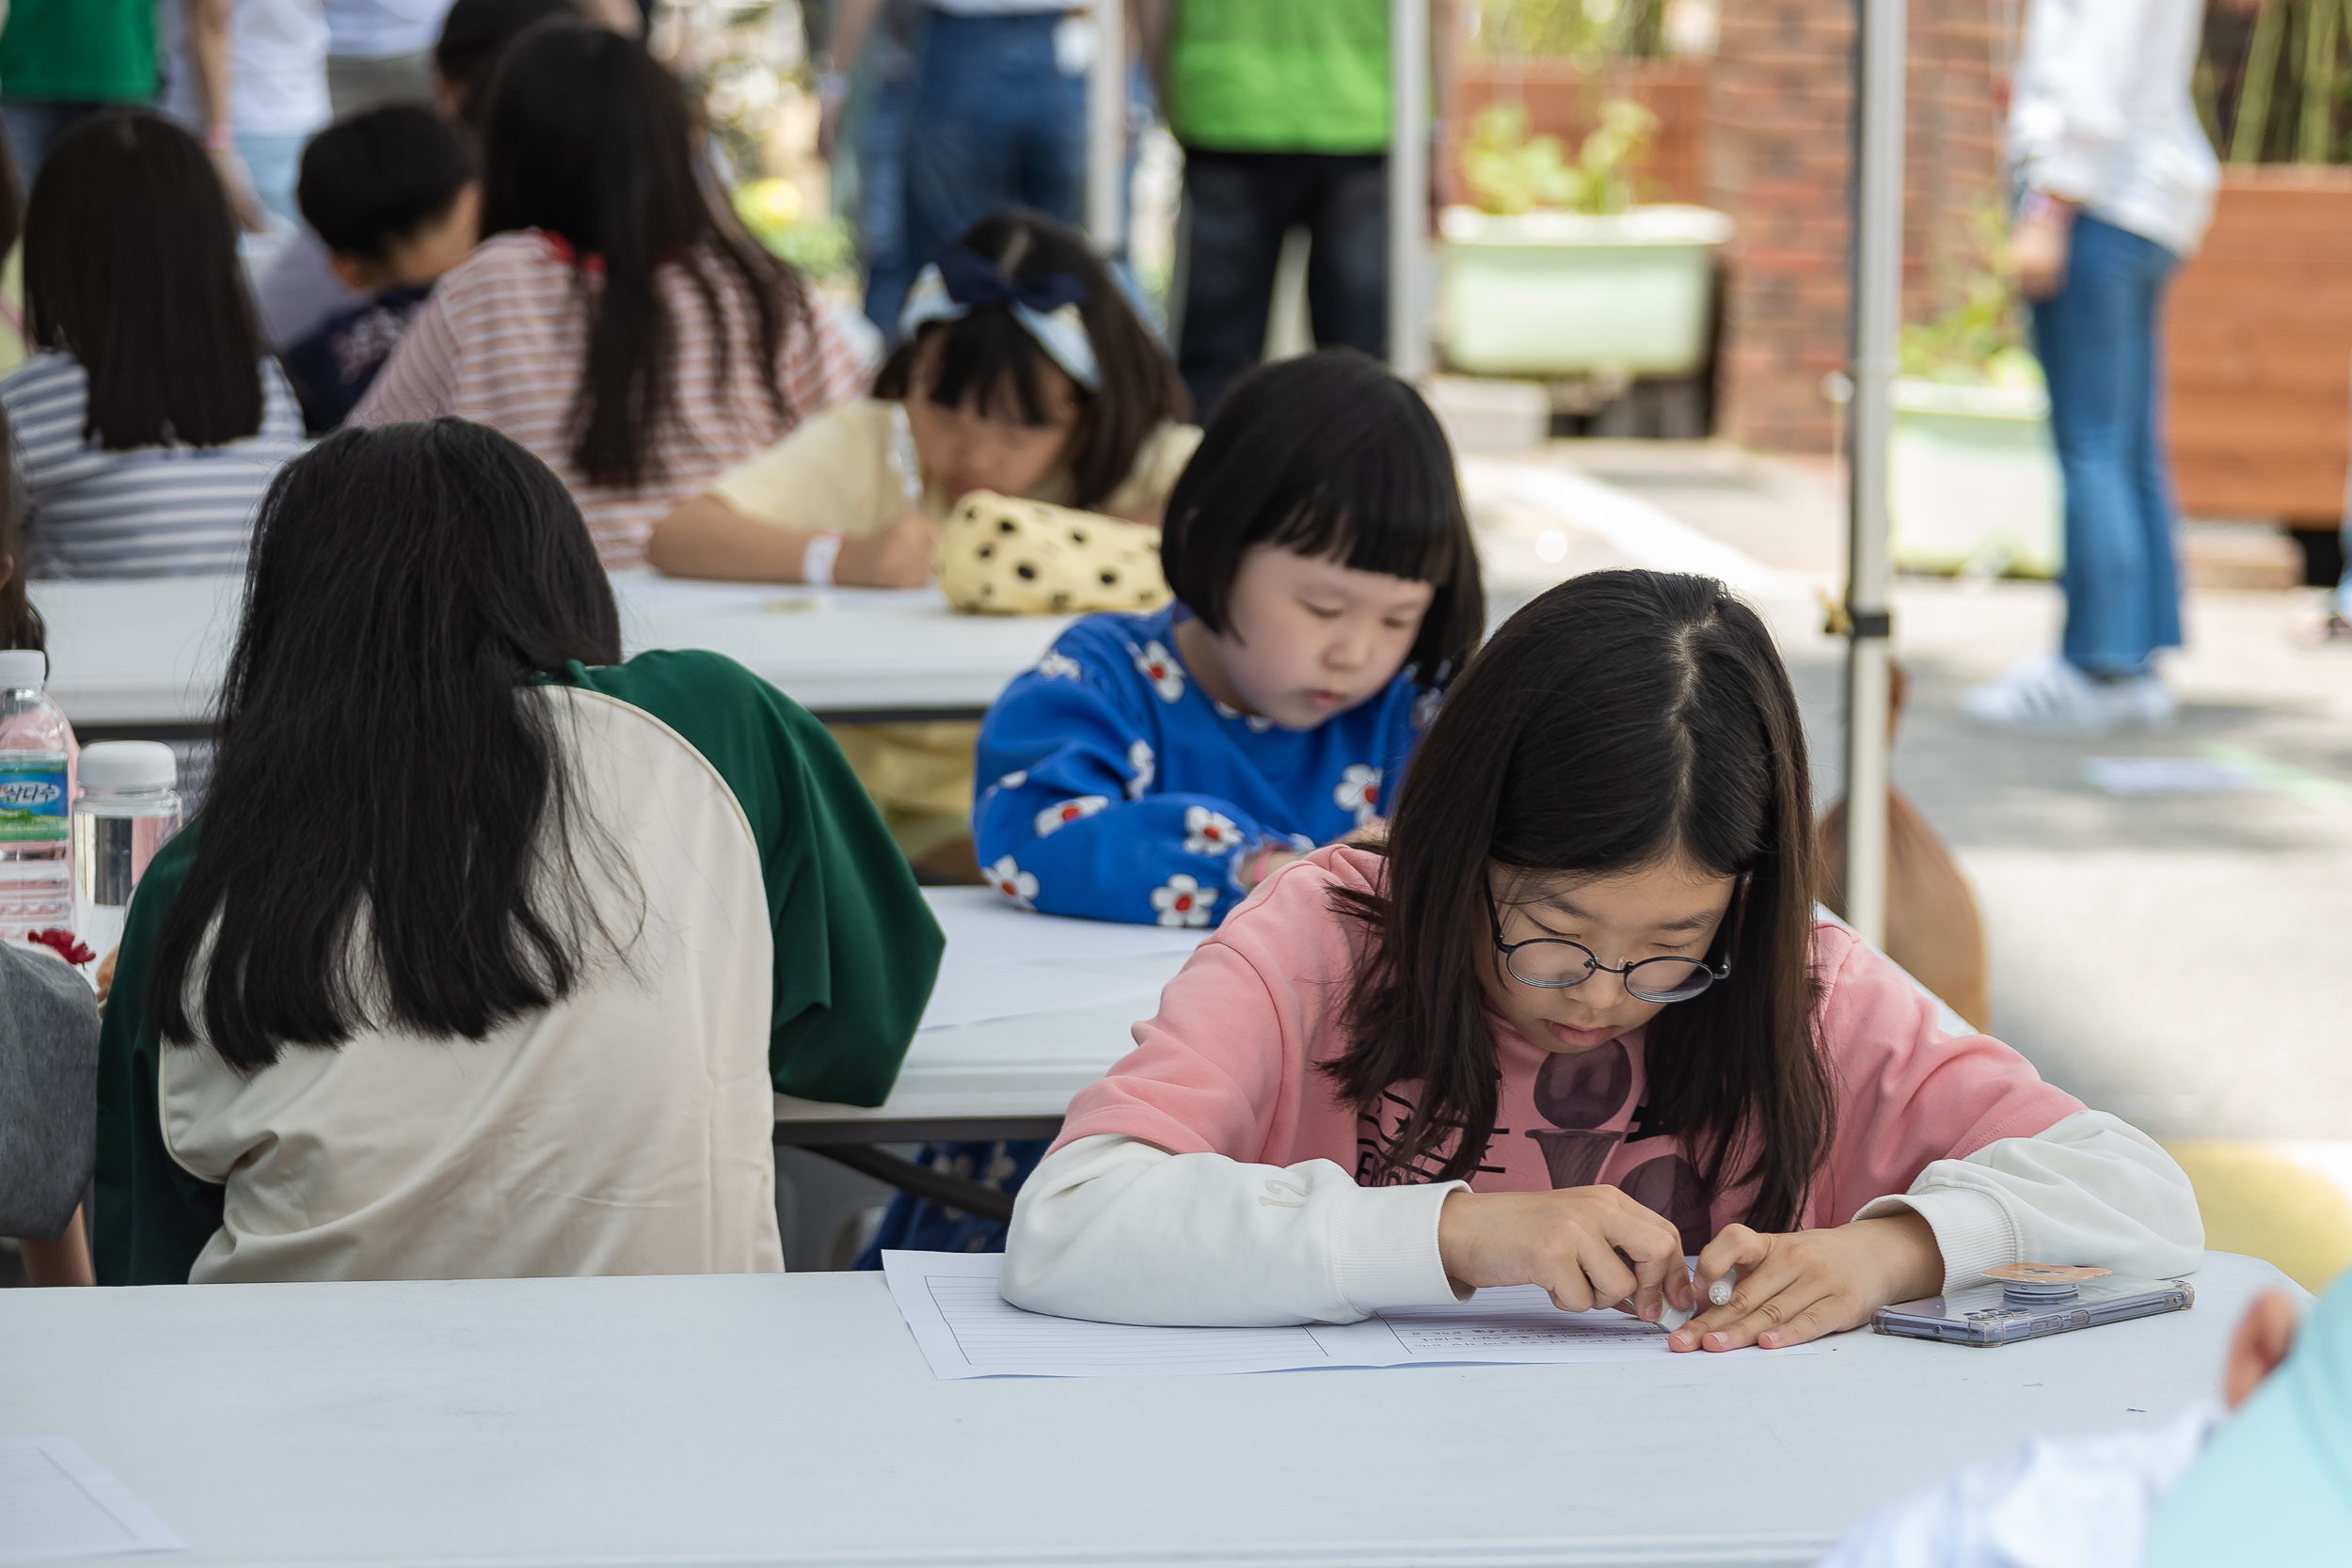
[835,515,939,589]
[1667,1211,1942,1353]
[1438,1187,1696,1321]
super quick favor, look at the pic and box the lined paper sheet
[0,1437,185,1562]
[883,1251,1814,1380]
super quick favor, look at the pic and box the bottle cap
[0,649,45,690]
[79,740,177,792]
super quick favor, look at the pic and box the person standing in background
[1963,0,2217,730]
[821,0,1089,327]
[325,1,456,116]
[1140,0,1459,420]
[817,0,930,337]
[161,0,332,230]
[0,0,156,179]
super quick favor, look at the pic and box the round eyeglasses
[1486,877,1747,1005]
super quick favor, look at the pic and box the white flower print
[1037,652,1082,681]
[1412,687,1444,733]
[997,769,1028,790]
[1034,794,1110,838]
[1151,874,1218,928]
[1182,805,1242,856]
[987,855,1039,910]
[1125,738,1154,800]
[1335,763,1383,826]
[1131,639,1184,703]
[1212,697,1275,733]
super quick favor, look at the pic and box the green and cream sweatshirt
[94,650,943,1286]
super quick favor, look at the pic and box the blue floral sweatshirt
[971,604,1434,927]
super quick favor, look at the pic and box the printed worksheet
[882,1251,1813,1380]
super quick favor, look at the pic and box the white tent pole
[1085,0,1127,254]
[1843,0,1904,948]
[1388,0,1429,380]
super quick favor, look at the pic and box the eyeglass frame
[1484,872,1752,1004]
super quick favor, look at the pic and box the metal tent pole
[1842,0,1904,948]
[1388,0,1429,380]
[1085,0,1127,254]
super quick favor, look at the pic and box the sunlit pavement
[1493,440,2352,1288]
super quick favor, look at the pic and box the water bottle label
[0,762,69,840]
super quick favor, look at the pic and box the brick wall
[1706,0,2010,452]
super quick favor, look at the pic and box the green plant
[2211,0,2352,164]
[1476,0,1669,63]
[1462,99,1660,215]
[1899,209,2042,388]
[732,180,859,288]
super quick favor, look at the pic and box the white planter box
[1891,379,2063,579]
[1437,204,1732,378]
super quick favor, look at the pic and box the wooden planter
[2166,167,2352,525]
[1455,56,1711,206]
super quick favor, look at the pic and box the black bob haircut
[1158,349,1483,688]
[24,112,262,451]
[298,103,478,263]
[873,208,1189,515]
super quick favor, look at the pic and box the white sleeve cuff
[1854,1187,2017,1294]
[1329,1179,1471,1312]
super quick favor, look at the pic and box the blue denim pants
[900,12,1087,287]
[2028,213,2185,677]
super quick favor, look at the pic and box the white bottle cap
[0,649,45,690]
[79,740,177,792]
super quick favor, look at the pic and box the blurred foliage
[1462,99,1659,214]
[1899,209,2042,388]
[734,180,858,287]
[1475,0,1669,62]
[2201,0,2352,164]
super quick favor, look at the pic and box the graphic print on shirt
[1151,874,1216,927]
[1526,1039,1712,1253]
[1335,764,1381,826]
[1182,806,1242,856]
[1038,652,1083,681]
[1131,640,1185,702]
[1125,738,1155,799]
[1035,795,1110,837]
[988,855,1039,910]
[1355,1087,1511,1187]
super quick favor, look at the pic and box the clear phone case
[1873,1273,2195,1346]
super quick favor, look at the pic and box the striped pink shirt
[352,230,866,567]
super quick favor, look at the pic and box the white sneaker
[1962,654,2160,731]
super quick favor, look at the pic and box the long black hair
[872,208,1189,512]
[0,402,41,652]
[24,112,263,451]
[1327,570,1833,1233]
[149,420,626,1071]
[1158,350,1484,689]
[477,22,810,491]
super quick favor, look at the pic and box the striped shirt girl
[351,231,866,568]
[3,351,305,579]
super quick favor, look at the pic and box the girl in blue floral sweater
[972,349,1486,927]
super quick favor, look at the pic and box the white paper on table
[924,888,1213,967]
[915,959,1179,1032]
[0,1437,186,1562]
[915,890,1213,1031]
[882,1251,1814,1380]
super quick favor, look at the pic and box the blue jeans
[858,62,920,339]
[1,102,116,181]
[900,13,1087,286]
[237,133,306,228]
[2029,213,2185,677]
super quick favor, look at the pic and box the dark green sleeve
[92,827,227,1285]
[558,652,945,1104]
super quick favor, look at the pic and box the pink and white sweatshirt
[1000,847,2201,1326]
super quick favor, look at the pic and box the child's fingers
[1668,1243,1801,1352]
[1688,1272,1836,1353]
[1693,1223,1771,1300]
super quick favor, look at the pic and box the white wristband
[802,530,844,587]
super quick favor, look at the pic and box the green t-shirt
[93,649,945,1286]
[1166,0,1391,155]
[0,0,159,105]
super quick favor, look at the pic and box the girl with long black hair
[353,22,864,568]
[1001,570,2201,1346]
[93,420,942,1285]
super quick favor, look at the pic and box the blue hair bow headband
[898,244,1102,391]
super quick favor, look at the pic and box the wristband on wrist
[2019,189,2075,227]
[204,123,235,153]
[801,530,845,587]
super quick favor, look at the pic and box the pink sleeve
[348,284,463,427]
[1810,925,2084,1223]
[1051,858,1352,1164]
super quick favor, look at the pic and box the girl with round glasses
[999,569,2202,1351]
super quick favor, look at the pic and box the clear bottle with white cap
[0,648,75,945]
[72,740,183,961]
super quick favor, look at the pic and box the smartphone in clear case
[1873,1272,2195,1346]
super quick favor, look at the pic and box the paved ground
[1494,439,2352,1285]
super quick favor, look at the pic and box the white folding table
[0,1250,2296,1568]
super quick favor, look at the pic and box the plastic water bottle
[73,741,183,961]
[0,649,75,946]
